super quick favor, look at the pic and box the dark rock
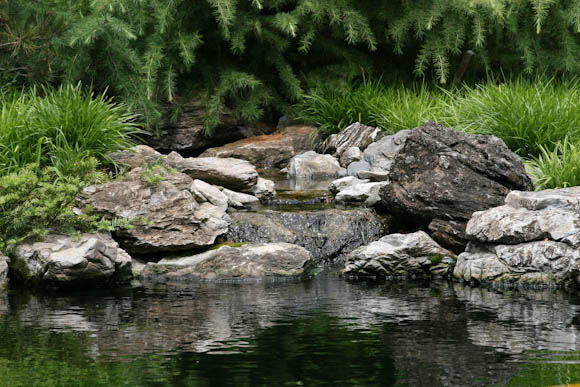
[142,243,313,281]
[199,125,316,167]
[428,219,468,254]
[226,208,390,261]
[150,99,275,156]
[377,121,532,225]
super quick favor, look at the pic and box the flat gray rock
[454,241,580,287]
[0,254,9,291]
[11,233,132,288]
[166,152,258,192]
[343,231,456,277]
[335,182,388,207]
[142,243,313,281]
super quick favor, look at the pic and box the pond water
[2,270,580,386]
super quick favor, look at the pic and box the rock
[11,233,132,288]
[220,187,259,208]
[166,152,258,192]
[329,176,370,195]
[335,182,388,207]
[347,159,371,177]
[453,241,580,287]
[199,125,316,167]
[151,99,275,155]
[226,208,389,261]
[320,122,382,157]
[285,151,346,179]
[251,177,276,200]
[142,243,313,281]
[357,170,390,182]
[374,121,532,226]
[428,219,468,254]
[77,171,230,254]
[466,188,580,247]
[339,146,363,167]
[343,231,456,277]
[0,254,9,291]
[107,145,163,170]
[454,187,580,287]
[190,179,229,211]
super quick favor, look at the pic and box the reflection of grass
[507,351,580,387]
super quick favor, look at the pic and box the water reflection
[2,271,580,386]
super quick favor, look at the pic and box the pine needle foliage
[3,0,580,132]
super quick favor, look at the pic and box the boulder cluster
[4,117,580,291]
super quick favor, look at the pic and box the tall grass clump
[369,85,449,134]
[298,80,450,138]
[0,84,144,176]
[526,138,580,190]
[446,77,580,158]
[296,78,386,138]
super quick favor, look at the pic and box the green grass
[446,77,580,158]
[525,137,580,190]
[0,83,145,176]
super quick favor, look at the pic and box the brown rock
[200,125,316,167]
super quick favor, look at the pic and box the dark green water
[2,271,580,386]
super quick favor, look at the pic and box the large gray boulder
[343,231,456,277]
[166,152,258,192]
[200,125,316,167]
[454,187,580,287]
[285,151,346,179]
[320,122,382,157]
[142,243,313,282]
[10,233,132,288]
[0,254,9,291]
[77,170,230,254]
[226,209,389,261]
[375,122,533,225]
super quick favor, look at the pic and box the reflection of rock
[200,125,316,167]
[455,285,580,354]
[0,254,9,291]
[78,170,230,254]
[166,152,259,192]
[343,231,456,277]
[142,243,313,281]
[11,233,131,288]
[227,209,389,260]
[285,151,346,179]
[454,188,580,286]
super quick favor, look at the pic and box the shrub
[0,161,131,250]
[526,138,580,190]
[0,84,144,176]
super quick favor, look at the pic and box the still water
[1,270,580,386]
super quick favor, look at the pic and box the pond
[1,269,580,386]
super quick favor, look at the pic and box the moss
[209,242,248,251]
[430,254,444,265]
